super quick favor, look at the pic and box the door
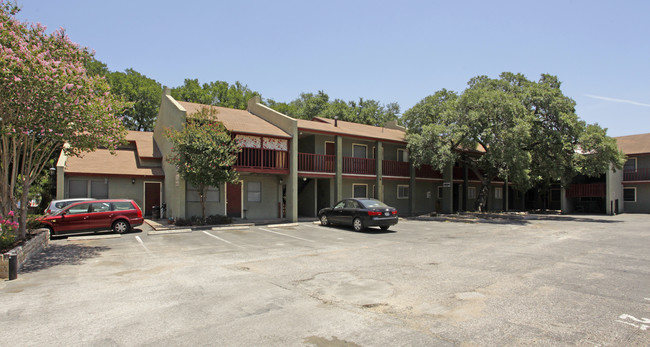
[329,200,346,224]
[144,182,161,217]
[58,202,92,233]
[226,182,242,217]
[88,201,113,230]
[325,141,335,172]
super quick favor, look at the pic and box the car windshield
[358,199,389,208]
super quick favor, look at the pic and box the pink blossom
[14,76,21,82]
[8,211,14,217]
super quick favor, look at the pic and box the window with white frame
[247,182,261,202]
[187,183,220,202]
[624,158,637,172]
[438,186,444,199]
[352,144,367,158]
[468,187,477,199]
[353,184,367,198]
[397,148,409,162]
[494,187,503,200]
[397,185,409,199]
[69,180,88,198]
[624,187,636,202]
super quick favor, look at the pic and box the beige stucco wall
[606,164,625,214]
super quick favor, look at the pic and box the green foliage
[173,215,231,226]
[165,107,241,219]
[0,4,127,239]
[404,72,625,211]
[171,79,260,110]
[107,69,162,131]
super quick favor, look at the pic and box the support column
[287,137,299,222]
[441,163,454,214]
[375,141,383,201]
[334,136,343,202]
[409,163,416,216]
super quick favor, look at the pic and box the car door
[340,199,360,226]
[57,202,92,233]
[88,201,114,230]
[329,200,346,224]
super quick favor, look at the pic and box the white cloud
[584,94,650,108]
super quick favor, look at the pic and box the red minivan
[39,199,144,235]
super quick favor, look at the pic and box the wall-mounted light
[132,178,136,184]
[302,177,307,182]
[279,179,283,184]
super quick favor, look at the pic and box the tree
[0,2,127,239]
[165,107,240,219]
[107,69,161,131]
[171,79,260,110]
[404,73,624,211]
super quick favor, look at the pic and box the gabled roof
[177,101,291,139]
[126,131,161,158]
[297,117,406,143]
[615,133,650,155]
[65,149,164,178]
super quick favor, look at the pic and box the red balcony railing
[624,168,650,181]
[343,157,375,175]
[298,153,335,173]
[235,148,288,171]
[565,183,605,198]
[415,165,442,179]
[382,160,409,177]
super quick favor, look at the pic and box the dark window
[91,181,108,199]
[90,202,111,212]
[113,201,135,211]
[624,188,636,202]
[67,203,90,215]
[353,184,367,198]
[624,158,636,171]
[69,180,87,198]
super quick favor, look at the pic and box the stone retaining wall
[1,229,49,279]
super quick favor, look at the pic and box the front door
[226,182,242,217]
[144,182,161,217]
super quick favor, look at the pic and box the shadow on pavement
[20,244,110,274]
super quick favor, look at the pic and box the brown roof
[126,131,161,158]
[178,101,291,138]
[297,117,406,143]
[65,149,164,178]
[615,133,650,154]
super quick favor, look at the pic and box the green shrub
[174,218,191,226]
[206,215,232,225]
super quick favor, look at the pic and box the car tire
[320,215,330,226]
[353,217,364,232]
[43,225,54,236]
[380,225,390,231]
[112,220,130,234]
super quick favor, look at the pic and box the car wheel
[112,220,130,234]
[320,215,330,226]
[353,217,364,232]
[380,226,390,231]
[43,225,54,236]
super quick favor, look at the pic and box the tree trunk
[199,187,207,221]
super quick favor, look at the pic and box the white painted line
[260,228,315,242]
[645,298,650,301]
[148,228,192,235]
[68,234,121,241]
[211,226,249,231]
[201,230,245,248]
[135,236,154,256]
[266,223,299,228]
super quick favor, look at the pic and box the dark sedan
[318,198,398,232]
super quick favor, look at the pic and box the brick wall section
[1,229,49,279]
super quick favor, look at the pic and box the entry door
[144,182,161,217]
[227,182,242,217]
[325,141,335,172]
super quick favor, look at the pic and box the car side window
[345,200,359,209]
[334,201,346,209]
[67,203,90,215]
[91,202,111,213]
[112,201,135,211]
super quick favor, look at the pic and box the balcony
[235,148,289,173]
[624,168,650,181]
[415,165,442,179]
[298,153,335,173]
[382,160,409,177]
[343,157,376,175]
[565,183,605,198]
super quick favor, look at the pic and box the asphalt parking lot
[1,214,649,346]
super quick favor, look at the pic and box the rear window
[113,201,135,211]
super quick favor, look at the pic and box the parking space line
[259,228,315,242]
[135,236,154,256]
[201,230,245,248]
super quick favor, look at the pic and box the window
[247,182,261,202]
[113,201,135,211]
[69,180,88,198]
[353,184,367,198]
[345,200,361,209]
[494,187,503,200]
[352,144,367,158]
[468,187,477,199]
[334,200,346,209]
[624,158,637,172]
[624,187,636,202]
[91,181,108,199]
[67,203,90,215]
[90,202,111,213]
[438,186,444,199]
[397,185,409,199]
[397,149,409,162]
[187,183,219,202]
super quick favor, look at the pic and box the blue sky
[17,0,650,137]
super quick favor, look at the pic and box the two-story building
[616,133,650,213]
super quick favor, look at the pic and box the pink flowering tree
[0,2,126,240]
[165,106,240,220]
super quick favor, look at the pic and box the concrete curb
[148,228,192,235]
[67,234,122,241]
[211,226,250,231]
[265,223,299,228]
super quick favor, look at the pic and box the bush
[27,214,44,230]
[0,214,18,251]
[172,215,232,227]
[206,215,232,225]
[174,218,191,227]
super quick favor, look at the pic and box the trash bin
[152,205,160,220]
